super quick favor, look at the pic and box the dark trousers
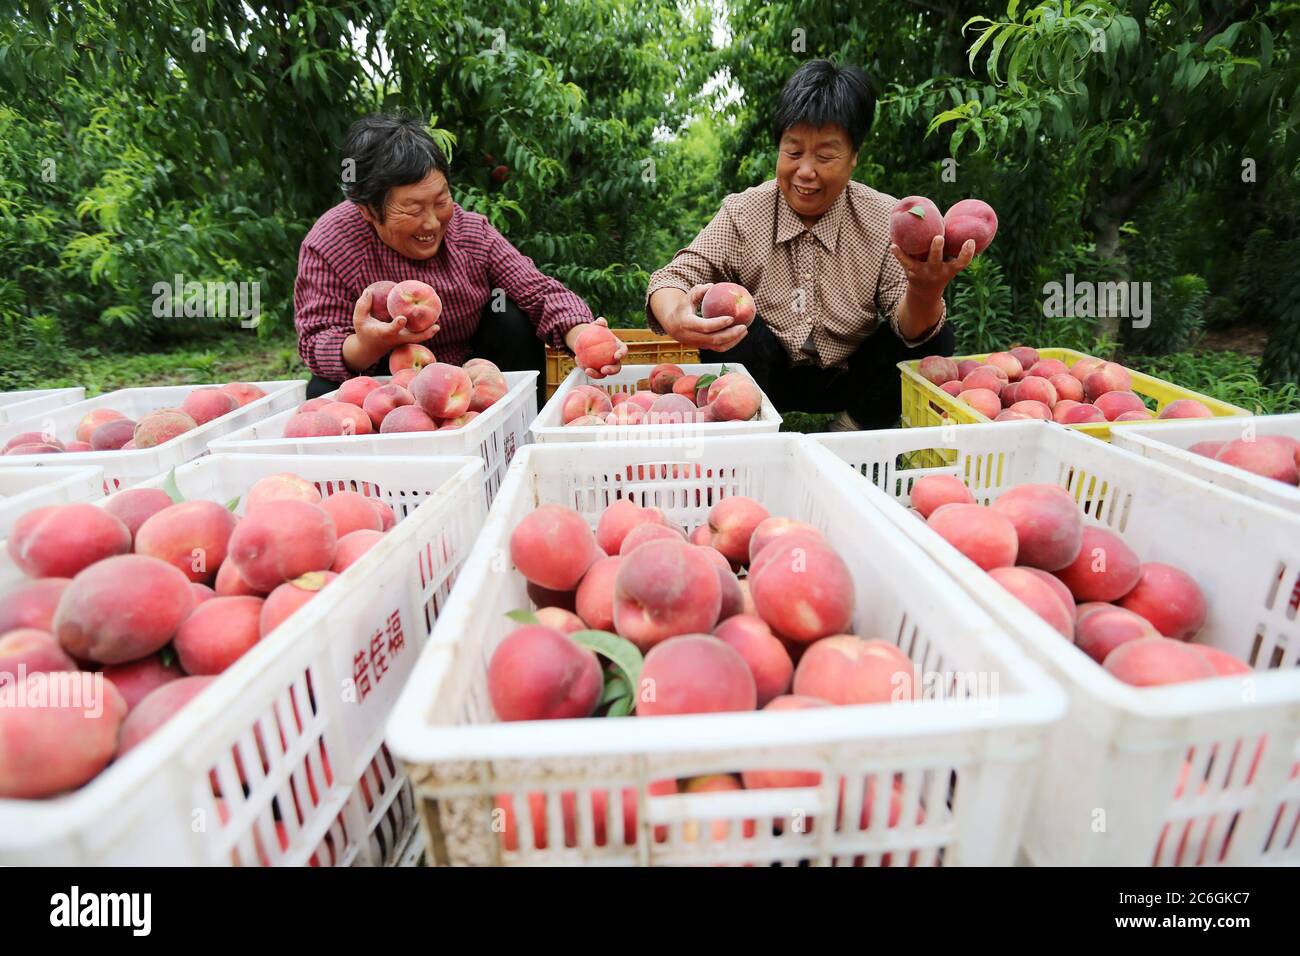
[701,317,956,429]
[306,299,547,408]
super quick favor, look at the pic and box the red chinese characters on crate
[350,610,407,702]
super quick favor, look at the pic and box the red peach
[1158,399,1212,420]
[1015,376,1057,407]
[181,388,239,425]
[606,405,645,425]
[926,504,1018,570]
[889,196,944,257]
[135,499,239,584]
[510,504,601,591]
[1188,644,1251,676]
[1027,359,1070,379]
[619,523,686,557]
[364,281,397,321]
[917,356,959,385]
[319,401,374,436]
[956,359,983,379]
[388,343,436,374]
[627,390,657,412]
[940,381,964,397]
[336,376,382,407]
[1007,401,1051,420]
[595,500,666,556]
[1052,526,1141,603]
[1009,346,1040,370]
[1059,403,1106,424]
[649,364,685,394]
[1048,373,1084,403]
[331,529,385,572]
[748,536,855,643]
[707,496,770,565]
[298,397,332,413]
[368,498,397,531]
[909,475,975,518]
[1215,437,1299,484]
[988,567,1074,638]
[1021,567,1076,616]
[748,517,824,562]
[362,384,415,429]
[192,583,215,603]
[942,198,997,258]
[219,382,267,408]
[283,411,345,438]
[959,368,1005,395]
[999,382,1020,408]
[1094,391,1147,421]
[534,607,586,635]
[740,695,832,790]
[706,374,763,422]
[672,375,701,399]
[1083,362,1133,402]
[793,636,915,705]
[1102,637,1215,687]
[713,614,793,707]
[1114,410,1154,421]
[487,625,603,721]
[65,441,93,452]
[574,324,621,370]
[259,571,337,637]
[1069,357,1106,383]
[564,414,606,427]
[701,282,756,327]
[0,578,71,634]
[575,556,622,632]
[7,503,131,578]
[1189,440,1225,459]
[467,369,508,412]
[391,367,419,389]
[958,388,1001,419]
[1050,400,1081,423]
[985,351,1023,381]
[118,675,215,755]
[0,628,76,679]
[90,418,138,450]
[226,501,338,592]
[379,405,438,433]
[104,487,174,541]
[989,483,1082,571]
[1074,605,1160,664]
[175,595,264,674]
[5,442,65,456]
[646,392,698,424]
[614,541,722,650]
[320,491,384,539]
[386,280,442,332]
[133,408,197,448]
[1116,563,1208,640]
[561,385,614,423]
[75,408,126,443]
[636,634,756,716]
[995,411,1032,422]
[244,473,321,511]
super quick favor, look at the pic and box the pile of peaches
[918,347,1214,424]
[561,366,763,427]
[0,472,394,799]
[2,382,268,456]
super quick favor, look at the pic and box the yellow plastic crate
[544,329,698,397]
[898,347,1251,467]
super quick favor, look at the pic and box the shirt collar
[775,184,848,253]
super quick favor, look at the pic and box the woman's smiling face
[360,170,456,260]
[775,123,858,226]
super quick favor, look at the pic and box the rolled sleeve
[484,226,593,353]
[294,243,357,381]
[644,205,740,333]
[876,246,947,347]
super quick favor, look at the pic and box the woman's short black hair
[341,113,450,221]
[772,60,876,152]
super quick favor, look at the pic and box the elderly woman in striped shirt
[647,60,971,431]
[295,114,626,402]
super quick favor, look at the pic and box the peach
[595,500,665,556]
[1021,567,1075,616]
[988,567,1074,638]
[1053,526,1141,603]
[1082,362,1132,402]
[104,487,174,540]
[7,503,131,578]
[488,624,603,721]
[942,198,997,258]
[364,280,397,321]
[701,282,756,326]
[1114,410,1154,421]
[575,556,622,632]
[740,695,832,790]
[527,581,577,613]
[259,571,337,636]
[336,376,382,407]
[134,408,197,448]
[244,473,321,511]
[995,411,1032,422]
[226,501,338,592]
[174,596,264,674]
[713,614,792,707]
[1158,399,1212,420]
[926,504,1018,570]
[1094,391,1146,421]
[889,196,944,257]
[614,541,722,650]
[649,364,685,394]
[917,355,959,385]
[956,359,982,379]
[1074,605,1159,664]
[1008,400,1051,420]
[707,496,770,565]
[958,388,1001,419]
[618,523,686,557]
[283,410,344,438]
[0,628,76,678]
[939,381,964,397]
[959,368,1005,395]
[0,578,71,633]
[999,382,1020,407]
[672,374,701,399]
[361,384,415,428]
[627,390,657,412]
[1048,373,1084,403]
[990,483,1082,571]
[219,382,267,407]
[0,672,127,797]
[379,404,438,432]
[75,408,126,443]
[510,504,600,591]
[679,774,757,844]
[1189,440,1225,459]
[192,583,215,604]
[320,491,384,538]
[637,634,756,716]
[1116,562,1208,640]
[1102,637,1215,687]
[298,397,332,413]
[65,441,93,452]
[1009,346,1040,370]
[715,566,744,621]
[386,280,442,332]
[606,404,645,425]
[1068,357,1105,383]
[535,607,586,635]
[467,369,508,412]
[90,418,138,450]
[1059,403,1106,424]
[793,636,916,705]
[748,517,824,562]
[984,351,1023,381]
[748,536,855,643]
[389,343,436,374]
[561,385,614,423]
[319,401,373,436]
[134,499,238,585]
[1015,376,1057,407]
[646,392,698,424]
[1215,437,1298,484]
[574,324,621,370]
[1027,359,1070,379]
[1188,644,1251,676]
[909,475,975,518]
[181,387,239,425]
[118,675,215,755]
[5,440,64,456]
[565,414,606,427]
[54,554,196,663]
[391,367,419,389]
[331,529,385,572]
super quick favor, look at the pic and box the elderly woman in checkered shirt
[647,60,973,431]
[295,114,626,403]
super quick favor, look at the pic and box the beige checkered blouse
[645,180,947,369]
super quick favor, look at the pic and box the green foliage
[950,255,1015,353]
[1130,351,1300,415]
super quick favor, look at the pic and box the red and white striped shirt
[294,201,593,381]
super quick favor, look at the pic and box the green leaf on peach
[570,629,642,695]
[162,468,184,503]
[505,609,540,625]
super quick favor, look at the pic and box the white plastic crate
[0,388,85,425]
[211,372,537,507]
[530,363,782,444]
[386,434,1064,867]
[0,381,305,492]
[1112,413,1300,512]
[0,452,486,866]
[0,465,105,539]
[815,420,1300,866]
